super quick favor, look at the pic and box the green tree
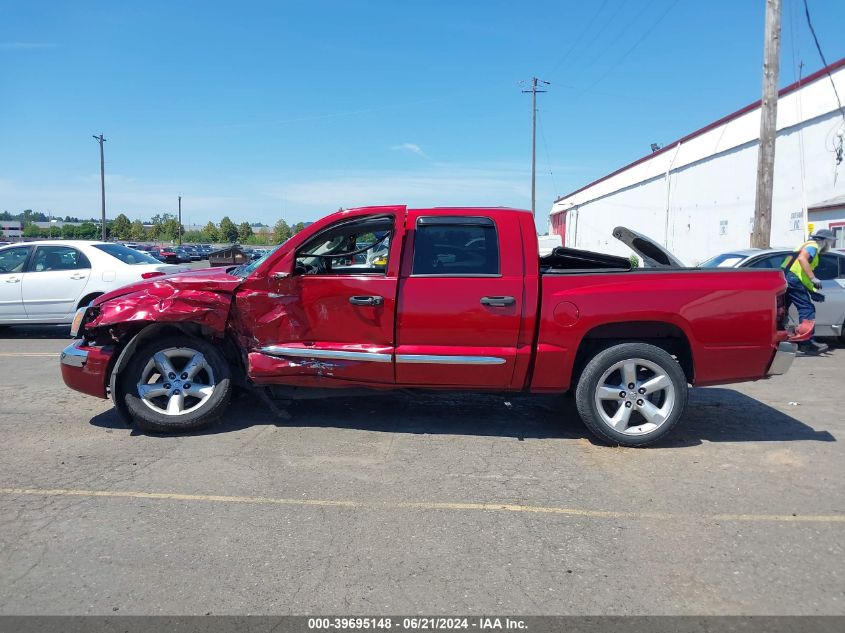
[129,220,146,241]
[219,216,238,242]
[61,224,78,239]
[273,219,291,243]
[111,213,132,240]
[159,218,183,243]
[22,222,44,238]
[292,221,306,235]
[76,222,99,239]
[237,221,253,243]
[202,221,218,242]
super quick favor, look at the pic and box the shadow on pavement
[89,386,835,447]
[0,325,71,339]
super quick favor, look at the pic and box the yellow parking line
[1,487,843,524]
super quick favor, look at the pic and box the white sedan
[0,241,189,326]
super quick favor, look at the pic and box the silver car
[701,248,845,342]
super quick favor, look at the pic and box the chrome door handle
[70,274,86,280]
[480,296,515,307]
[349,295,383,306]
[5,277,20,283]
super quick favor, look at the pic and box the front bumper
[60,340,115,399]
[766,341,797,376]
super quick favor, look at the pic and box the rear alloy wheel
[575,342,688,447]
[121,335,232,433]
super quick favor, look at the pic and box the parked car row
[125,243,216,263]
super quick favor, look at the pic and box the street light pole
[92,134,107,241]
[178,196,182,245]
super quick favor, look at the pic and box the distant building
[1,221,22,238]
[549,58,845,264]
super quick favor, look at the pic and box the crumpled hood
[92,266,243,306]
[87,266,244,335]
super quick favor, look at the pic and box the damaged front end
[62,269,242,402]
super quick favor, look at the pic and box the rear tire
[575,342,688,447]
[119,335,232,433]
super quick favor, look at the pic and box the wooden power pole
[751,0,782,248]
[522,77,549,217]
[92,134,107,241]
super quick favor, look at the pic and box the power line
[573,0,682,99]
[801,0,845,122]
[548,0,611,74]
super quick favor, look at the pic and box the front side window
[412,217,499,276]
[0,246,31,274]
[29,246,91,272]
[295,216,393,276]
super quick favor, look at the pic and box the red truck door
[394,211,525,388]
[240,209,405,386]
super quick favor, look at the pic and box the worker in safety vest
[782,229,836,354]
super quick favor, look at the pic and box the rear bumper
[766,341,797,376]
[60,340,115,399]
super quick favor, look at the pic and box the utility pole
[177,195,182,245]
[92,134,107,241]
[751,0,781,249]
[522,77,549,217]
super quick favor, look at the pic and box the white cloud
[389,143,429,159]
[262,164,529,211]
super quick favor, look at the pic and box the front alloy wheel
[121,335,232,433]
[137,348,217,417]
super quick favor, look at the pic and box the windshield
[94,244,162,265]
[232,244,282,277]
[699,253,747,268]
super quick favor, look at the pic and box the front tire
[575,342,688,447]
[119,335,232,433]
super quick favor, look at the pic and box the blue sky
[2,0,845,232]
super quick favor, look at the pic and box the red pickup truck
[60,206,795,446]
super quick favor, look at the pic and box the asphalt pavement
[0,325,843,615]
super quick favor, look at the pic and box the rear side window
[412,217,499,276]
[747,253,788,269]
[94,243,161,265]
[29,246,90,272]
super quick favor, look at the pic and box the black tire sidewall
[575,342,688,447]
[122,335,231,433]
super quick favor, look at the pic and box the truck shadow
[0,325,72,339]
[89,387,835,447]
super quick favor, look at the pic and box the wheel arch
[77,292,103,310]
[571,320,694,387]
[107,322,245,423]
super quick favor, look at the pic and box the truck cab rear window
[412,219,499,276]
